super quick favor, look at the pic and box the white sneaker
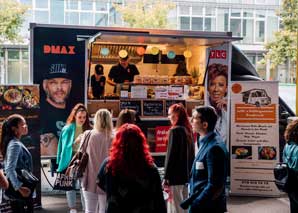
[70,209,77,213]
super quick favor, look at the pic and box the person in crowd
[56,103,91,213]
[181,106,228,213]
[115,109,138,130]
[81,109,113,213]
[0,163,9,210]
[0,114,34,212]
[97,124,166,213]
[90,64,106,99]
[107,55,139,93]
[40,63,73,156]
[283,119,298,213]
[163,103,195,213]
[174,60,190,76]
[207,63,228,144]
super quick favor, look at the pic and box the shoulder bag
[4,169,39,200]
[274,162,298,193]
[66,130,92,179]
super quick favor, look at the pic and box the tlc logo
[43,45,76,55]
[210,50,226,59]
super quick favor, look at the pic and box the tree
[0,0,27,43]
[263,0,298,69]
[113,0,175,29]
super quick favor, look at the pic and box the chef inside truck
[106,51,140,95]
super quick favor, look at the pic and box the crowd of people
[1,102,297,213]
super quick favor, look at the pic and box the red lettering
[60,46,68,54]
[43,44,76,54]
[68,46,75,54]
[51,45,61,54]
[43,45,51,54]
[209,50,227,59]
[221,50,227,59]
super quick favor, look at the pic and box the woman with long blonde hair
[81,109,113,213]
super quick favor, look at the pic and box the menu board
[120,100,141,115]
[230,81,279,197]
[143,100,164,116]
[165,100,186,114]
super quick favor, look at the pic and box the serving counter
[87,98,203,167]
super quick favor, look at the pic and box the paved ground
[35,193,290,213]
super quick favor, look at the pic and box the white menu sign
[230,81,280,196]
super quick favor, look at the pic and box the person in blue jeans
[283,119,298,213]
[56,103,92,213]
[181,106,228,213]
[0,114,34,213]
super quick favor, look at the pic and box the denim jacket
[4,139,33,191]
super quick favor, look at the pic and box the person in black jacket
[163,103,195,213]
[97,124,166,213]
[90,64,106,99]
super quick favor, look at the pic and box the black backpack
[274,163,297,193]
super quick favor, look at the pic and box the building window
[80,12,93,25]
[255,20,265,42]
[96,2,108,11]
[95,13,108,26]
[35,0,48,9]
[35,10,49,24]
[65,12,79,25]
[192,17,203,31]
[50,0,64,24]
[21,50,29,83]
[3,49,30,84]
[80,1,93,11]
[8,50,20,84]
[180,16,190,30]
[66,0,78,10]
[217,8,229,32]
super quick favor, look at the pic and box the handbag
[4,169,39,200]
[67,130,92,179]
[53,172,75,191]
[274,163,298,193]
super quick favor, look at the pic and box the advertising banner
[0,85,41,211]
[155,126,171,152]
[230,81,279,196]
[205,43,231,147]
[32,26,93,156]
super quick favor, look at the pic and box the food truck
[30,23,294,167]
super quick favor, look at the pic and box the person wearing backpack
[283,119,298,213]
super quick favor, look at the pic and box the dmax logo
[43,45,76,55]
[210,50,226,59]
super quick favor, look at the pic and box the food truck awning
[89,27,241,46]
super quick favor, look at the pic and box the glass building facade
[0,0,281,84]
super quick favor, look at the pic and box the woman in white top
[81,109,113,213]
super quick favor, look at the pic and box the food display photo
[232,146,252,160]
[0,86,39,110]
[258,146,277,160]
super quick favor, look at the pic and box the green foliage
[0,0,28,43]
[113,0,175,29]
[263,0,298,68]
[264,31,297,68]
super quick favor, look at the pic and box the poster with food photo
[230,81,279,197]
[0,85,41,211]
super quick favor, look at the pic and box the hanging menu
[120,100,142,115]
[143,100,164,116]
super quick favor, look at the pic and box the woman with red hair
[97,124,166,213]
[163,103,195,213]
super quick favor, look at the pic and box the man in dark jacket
[181,106,228,213]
